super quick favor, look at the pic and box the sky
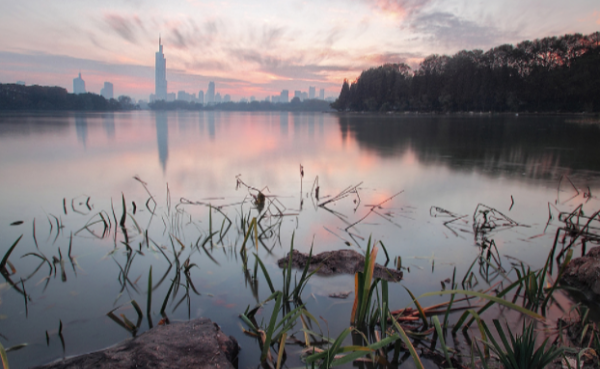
[0,0,598,101]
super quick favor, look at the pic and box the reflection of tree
[155,111,168,174]
[338,115,600,178]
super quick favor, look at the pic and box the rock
[277,249,403,282]
[31,318,240,369]
[561,246,600,300]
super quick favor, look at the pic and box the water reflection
[279,112,288,136]
[155,111,168,174]
[207,111,215,140]
[74,113,87,147]
[103,113,115,139]
[338,115,600,179]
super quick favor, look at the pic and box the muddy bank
[31,318,239,369]
[278,249,403,282]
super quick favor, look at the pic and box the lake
[0,111,599,368]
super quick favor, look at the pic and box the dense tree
[332,32,600,113]
[0,84,134,111]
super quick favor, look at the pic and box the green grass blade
[389,311,424,369]
[0,341,9,369]
[432,316,453,368]
[418,289,545,321]
[261,292,283,361]
[403,286,428,328]
[254,254,275,294]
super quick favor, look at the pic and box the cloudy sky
[0,0,598,101]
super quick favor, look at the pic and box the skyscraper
[319,88,325,100]
[198,90,204,104]
[73,73,86,94]
[155,37,168,101]
[206,82,215,104]
[280,90,289,103]
[309,86,315,99]
[101,82,114,99]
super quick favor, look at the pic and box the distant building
[264,96,271,102]
[319,88,325,100]
[167,92,176,102]
[294,90,301,99]
[101,82,114,99]
[16,81,25,86]
[280,90,289,103]
[177,90,195,102]
[198,90,204,104]
[206,82,215,104]
[73,73,86,94]
[215,92,222,104]
[155,37,168,101]
[309,86,315,99]
[224,94,231,102]
[301,92,308,100]
[271,95,279,103]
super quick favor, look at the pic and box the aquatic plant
[481,319,564,369]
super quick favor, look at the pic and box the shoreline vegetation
[332,32,600,113]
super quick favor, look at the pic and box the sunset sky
[0,0,598,101]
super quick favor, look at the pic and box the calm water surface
[0,111,599,368]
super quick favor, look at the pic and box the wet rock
[32,318,239,369]
[561,246,600,300]
[328,291,352,299]
[277,249,403,282]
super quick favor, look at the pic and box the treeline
[149,97,332,111]
[332,32,600,112]
[0,84,135,111]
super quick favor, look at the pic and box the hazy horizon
[1,0,598,101]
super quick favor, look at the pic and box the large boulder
[32,318,239,369]
[278,249,403,282]
[561,246,600,300]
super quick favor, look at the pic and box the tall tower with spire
[155,36,168,101]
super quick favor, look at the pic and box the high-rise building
[301,92,308,100]
[280,90,289,103]
[155,37,168,101]
[215,92,222,104]
[73,73,86,94]
[309,86,315,99]
[294,91,301,99]
[224,94,231,102]
[319,88,325,100]
[198,90,204,104]
[101,82,114,99]
[206,82,215,104]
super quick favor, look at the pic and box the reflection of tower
[307,113,314,137]
[75,113,87,147]
[318,113,324,136]
[198,111,204,135]
[207,111,215,140]
[280,112,288,136]
[155,37,168,101]
[103,112,115,139]
[155,111,168,174]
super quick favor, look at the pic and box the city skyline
[0,1,598,101]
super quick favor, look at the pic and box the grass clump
[481,319,564,369]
